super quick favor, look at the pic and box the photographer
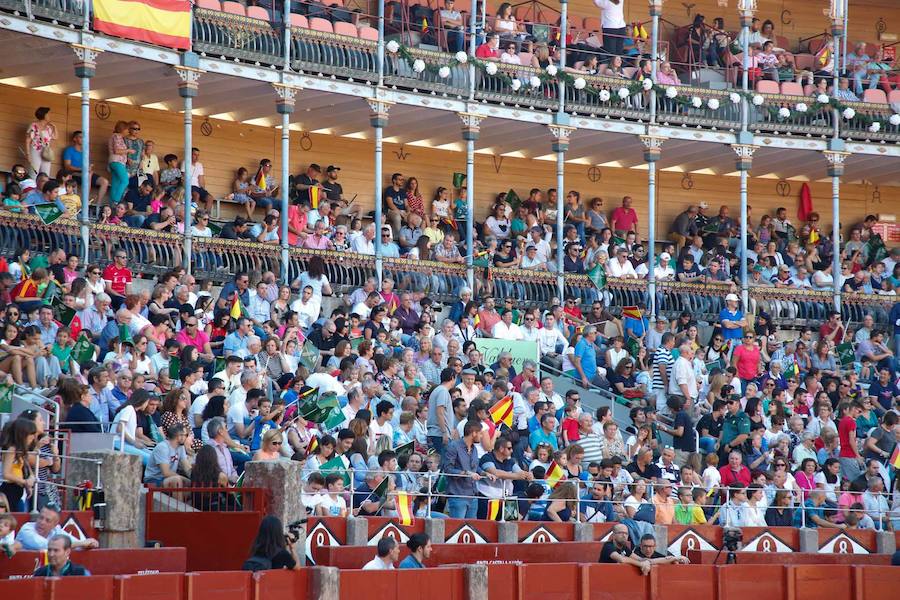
[242,515,301,571]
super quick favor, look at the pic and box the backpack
[241,555,272,572]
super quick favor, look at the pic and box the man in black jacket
[33,535,91,577]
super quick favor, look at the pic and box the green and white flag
[168,356,181,380]
[319,455,351,487]
[835,342,855,367]
[299,339,321,370]
[0,383,13,413]
[587,263,607,290]
[505,188,521,211]
[72,332,96,365]
[452,172,466,188]
[34,203,64,225]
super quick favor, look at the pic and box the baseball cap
[659,252,671,261]
[725,293,739,302]
[699,201,710,209]
[326,165,340,172]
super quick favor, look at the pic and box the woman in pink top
[794,458,818,500]
[254,429,284,461]
[731,332,762,389]
[27,106,57,177]
[108,120,130,204]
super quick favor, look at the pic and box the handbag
[41,145,54,162]
[633,503,656,523]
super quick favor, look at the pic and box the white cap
[725,293,739,302]
[660,252,671,261]
[699,201,710,209]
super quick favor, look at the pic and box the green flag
[835,342,855,367]
[349,336,364,351]
[394,439,414,461]
[587,263,607,290]
[705,358,725,373]
[168,355,181,380]
[505,188,521,211]
[43,280,61,307]
[625,337,641,359]
[784,360,798,380]
[452,172,466,188]
[319,455,351,486]
[208,221,223,236]
[34,203,64,225]
[434,474,448,494]
[119,323,133,344]
[72,332,95,364]
[214,357,226,375]
[0,383,13,413]
[611,236,625,247]
[299,339,321,370]
[367,476,389,505]
[865,233,888,265]
[57,303,78,328]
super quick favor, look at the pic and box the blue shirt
[223,331,249,357]
[793,499,825,527]
[62,146,83,170]
[574,338,598,380]
[718,308,745,341]
[624,316,649,339]
[528,428,558,451]
[398,555,425,569]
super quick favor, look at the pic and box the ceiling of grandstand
[2,30,897,187]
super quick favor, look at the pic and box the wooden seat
[334,21,358,38]
[195,0,222,10]
[357,26,378,41]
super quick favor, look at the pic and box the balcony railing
[0,212,893,329]
[4,2,900,143]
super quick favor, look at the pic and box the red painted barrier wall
[45,574,115,600]
[792,565,854,600]
[651,564,718,600]
[147,512,260,571]
[518,563,581,600]
[315,541,604,569]
[583,564,651,600]
[0,577,43,600]
[487,564,520,600]
[0,547,187,578]
[184,571,252,600]
[114,573,185,600]
[715,564,788,600]
[251,568,309,599]
[687,550,892,565]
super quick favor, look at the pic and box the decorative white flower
[816,93,830,104]
[691,96,702,108]
[778,107,791,119]
[665,86,678,99]
[511,78,522,91]
[868,122,881,133]
[546,64,558,77]
[795,102,808,113]
[890,114,900,126]
[386,40,400,54]
[412,59,426,73]
[573,77,586,90]
[485,62,498,75]
[617,87,630,99]
[455,51,468,64]
[599,89,611,102]
[530,76,542,88]
[842,107,856,120]
[707,98,720,110]
[642,78,653,91]
[729,92,741,104]
[752,94,764,106]
[438,66,451,78]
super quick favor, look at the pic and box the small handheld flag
[486,498,503,521]
[587,263,607,291]
[254,168,267,190]
[230,293,246,320]
[621,306,643,320]
[33,203,64,225]
[545,460,565,489]
[306,436,319,456]
[396,491,415,526]
[890,445,900,470]
[309,185,320,209]
[489,395,514,428]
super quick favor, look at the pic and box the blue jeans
[447,496,479,519]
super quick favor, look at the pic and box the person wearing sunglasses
[254,429,285,461]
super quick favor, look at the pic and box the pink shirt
[303,234,332,250]
[732,344,761,380]
[176,328,210,349]
[610,206,638,232]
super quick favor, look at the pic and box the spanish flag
[421,17,429,34]
[306,436,319,456]
[94,0,192,51]
[396,491,415,526]
[309,185,320,210]
[230,293,245,320]
[621,306,643,320]
[489,395,514,428]
[809,229,820,244]
[545,460,564,489]
[486,498,503,521]
[890,445,900,470]
[254,168,267,191]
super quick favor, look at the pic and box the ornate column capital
[71,43,102,79]
[367,98,393,128]
[272,83,300,114]
[640,134,667,162]
[548,124,576,153]
[731,143,758,171]
[174,65,204,98]
[459,112,485,141]
[823,150,850,177]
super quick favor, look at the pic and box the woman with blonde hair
[542,481,579,522]
[254,429,285,461]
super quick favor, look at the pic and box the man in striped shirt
[652,333,676,414]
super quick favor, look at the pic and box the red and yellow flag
[306,436,319,456]
[621,306,643,320]
[309,186,320,209]
[486,498,502,521]
[254,168,267,190]
[545,460,565,489]
[890,445,900,470]
[396,491,414,526]
[94,0,191,51]
[489,395,514,428]
[230,293,245,320]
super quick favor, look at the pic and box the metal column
[825,150,848,313]
[275,84,296,284]
[736,5,755,313]
[552,1,570,301]
[175,57,202,274]
[369,100,391,286]
[642,136,664,320]
[72,43,99,265]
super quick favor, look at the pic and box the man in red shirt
[836,400,863,482]
[475,33,500,59]
[718,450,751,490]
[11,267,49,314]
[102,250,133,310]
[818,311,844,346]
[609,196,639,237]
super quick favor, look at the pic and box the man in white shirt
[351,291,381,321]
[491,310,523,340]
[290,285,321,330]
[668,343,698,406]
[351,223,376,255]
[539,377,564,412]
[227,370,261,440]
[608,248,638,279]
[362,538,399,570]
[528,226,552,265]
[247,281,271,326]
